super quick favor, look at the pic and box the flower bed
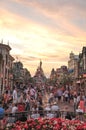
[6,118,86,130]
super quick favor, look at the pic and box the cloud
[1,0,86,39]
[11,0,86,39]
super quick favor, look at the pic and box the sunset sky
[0,0,86,77]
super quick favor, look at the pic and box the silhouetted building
[13,61,31,88]
[34,60,46,84]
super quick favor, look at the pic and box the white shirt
[44,106,51,111]
[51,105,59,111]
[76,108,83,113]
[74,97,77,103]
[30,88,35,96]
[64,90,68,97]
[31,113,40,119]
[13,90,17,100]
[49,93,54,98]
[77,96,80,103]
[12,106,18,113]
[46,113,55,118]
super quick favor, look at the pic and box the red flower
[5,117,86,130]
[36,125,41,129]
[24,123,28,129]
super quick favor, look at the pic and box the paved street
[57,101,74,112]
[43,92,74,112]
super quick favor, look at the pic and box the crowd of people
[0,83,86,129]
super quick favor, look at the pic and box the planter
[5,117,86,130]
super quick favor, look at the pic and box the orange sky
[0,0,86,77]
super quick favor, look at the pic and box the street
[43,92,74,112]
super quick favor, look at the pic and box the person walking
[13,87,18,104]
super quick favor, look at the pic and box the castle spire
[40,59,42,69]
[7,40,9,46]
[1,39,3,44]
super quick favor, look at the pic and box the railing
[4,110,86,123]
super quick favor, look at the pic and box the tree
[60,74,73,86]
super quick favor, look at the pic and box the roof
[0,43,11,51]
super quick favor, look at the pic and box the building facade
[0,42,14,93]
[13,61,31,88]
[68,52,79,79]
[50,66,68,87]
[55,66,68,80]
[79,47,86,78]
[78,47,86,90]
